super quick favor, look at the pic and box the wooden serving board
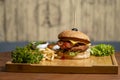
[5,54,118,74]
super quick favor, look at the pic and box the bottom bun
[57,48,91,59]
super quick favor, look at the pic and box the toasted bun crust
[58,30,90,44]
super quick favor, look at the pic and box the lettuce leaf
[90,44,115,56]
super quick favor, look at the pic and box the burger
[56,28,91,59]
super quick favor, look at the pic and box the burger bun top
[58,30,90,44]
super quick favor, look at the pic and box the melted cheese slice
[69,40,78,45]
[69,40,90,45]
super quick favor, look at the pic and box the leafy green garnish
[11,42,43,64]
[90,44,115,56]
[68,51,79,56]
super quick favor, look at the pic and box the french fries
[39,48,57,61]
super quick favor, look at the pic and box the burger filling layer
[57,40,89,56]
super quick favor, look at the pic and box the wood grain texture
[5,54,118,74]
[92,0,103,41]
[5,0,17,41]
[17,0,28,41]
[0,0,4,41]
[115,0,120,41]
[38,0,48,41]
[0,0,120,42]
[0,52,120,80]
[104,0,116,41]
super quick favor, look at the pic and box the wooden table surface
[0,52,120,80]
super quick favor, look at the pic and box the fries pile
[39,48,57,61]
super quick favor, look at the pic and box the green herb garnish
[68,51,79,56]
[11,42,43,64]
[90,44,115,56]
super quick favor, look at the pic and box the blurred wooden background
[0,0,120,42]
